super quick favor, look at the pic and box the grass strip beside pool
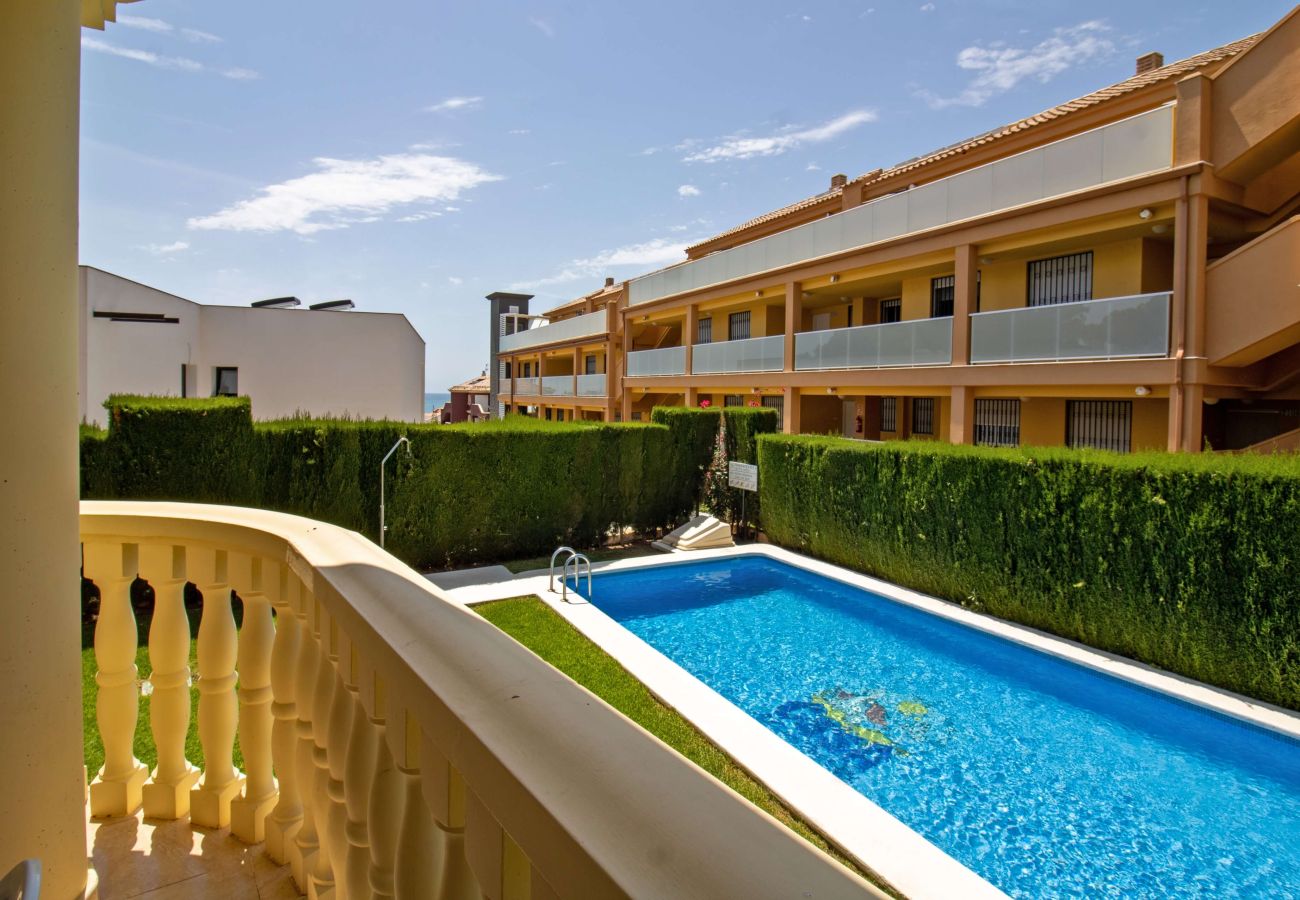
[474,595,885,888]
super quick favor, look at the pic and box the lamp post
[380,436,411,549]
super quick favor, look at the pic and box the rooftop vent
[309,299,355,311]
[830,173,848,190]
[604,277,615,288]
[252,296,301,309]
[1135,52,1164,75]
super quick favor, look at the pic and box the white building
[79,266,425,426]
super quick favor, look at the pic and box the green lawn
[475,596,884,888]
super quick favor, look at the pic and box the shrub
[759,435,1300,711]
[651,407,721,516]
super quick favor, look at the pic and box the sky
[79,0,1295,390]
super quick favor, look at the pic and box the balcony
[627,345,687,377]
[969,292,1171,364]
[795,318,952,371]
[513,376,540,395]
[541,375,573,396]
[577,372,607,396]
[692,335,785,375]
[499,309,607,353]
[80,501,871,898]
[628,105,1174,306]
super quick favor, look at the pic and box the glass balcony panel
[788,223,816,266]
[821,327,851,369]
[499,309,608,353]
[766,231,792,271]
[1055,301,1109,359]
[514,377,540,395]
[970,315,1013,364]
[907,181,948,233]
[793,319,952,370]
[1103,104,1174,182]
[990,148,1044,210]
[872,193,908,242]
[626,345,686,376]
[810,215,843,259]
[1107,293,1171,357]
[576,373,606,396]
[848,323,882,367]
[1013,307,1061,360]
[970,293,1170,363]
[541,376,572,396]
[841,202,873,249]
[692,335,783,374]
[1043,129,1103,197]
[793,330,826,370]
[913,318,953,364]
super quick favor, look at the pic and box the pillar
[0,1,91,896]
[948,386,975,445]
[783,389,801,435]
[685,304,697,376]
[783,283,802,373]
[952,245,976,366]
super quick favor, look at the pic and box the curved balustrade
[81,501,876,899]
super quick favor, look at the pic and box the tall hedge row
[650,407,721,516]
[759,434,1300,711]
[83,398,688,570]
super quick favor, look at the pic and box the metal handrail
[562,552,592,603]
[549,546,576,593]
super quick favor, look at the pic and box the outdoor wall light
[755,290,763,298]
[830,274,840,283]
[1152,224,1170,235]
[978,256,992,265]
[1135,385,1152,396]
[1139,208,1154,219]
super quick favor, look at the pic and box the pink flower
[699,398,712,408]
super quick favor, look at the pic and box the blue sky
[79,0,1294,389]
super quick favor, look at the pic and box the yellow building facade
[496,13,1300,454]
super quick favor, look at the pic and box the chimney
[604,276,615,288]
[1135,52,1164,76]
[830,173,848,190]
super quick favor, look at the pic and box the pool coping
[442,545,1300,899]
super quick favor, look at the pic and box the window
[697,317,713,344]
[930,276,955,318]
[631,411,643,422]
[761,395,784,417]
[847,305,854,328]
[724,395,744,407]
[1028,251,1093,306]
[544,408,552,421]
[812,312,832,331]
[585,355,597,375]
[1067,400,1132,452]
[881,397,898,432]
[879,298,901,324]
[974,399,1021,447]
[213,367,238,397]
[503,361,512,379]
[728,310,751,341]
[912,398,935,436]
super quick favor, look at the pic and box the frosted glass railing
[541,376,573,396]
[691,335,785,375]
[513,377,540,395]
[628,105,1173,306]
[499,309,607,353]
[794,318,952,370]
[970,292,1171,364]
[627,346,687,377]
[577,373,606,396]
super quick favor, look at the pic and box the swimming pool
[578,554,1300,899]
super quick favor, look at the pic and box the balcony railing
[795,318,952,370]
[80,501,874,898]
[541,375,572,396]
[692,335,785,375]
[499,309,607,353]
[627,345,687,377]
[969,291,1171,364]
[577,373,607,396]
[628,105,1174,306]
[513,376,540,395]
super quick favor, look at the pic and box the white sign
[728,461,758,492]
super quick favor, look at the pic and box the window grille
[881,397,898,432]
[1067,400,1132,452]
[728,311,751,341]
[697,317,713,344]
[974,399,1021,447]
[931,276,955,318]
[1028,251,1093,306]
[879,298,901,323]
[761,395,784,416]
[724,395,744,407]
[912,397,935,435]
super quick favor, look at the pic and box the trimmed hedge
[651,407,721,516]
[759,435,1300,711]
[83,399,687,570]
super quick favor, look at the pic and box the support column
[685,304,697,377]
[952,245,976,366]
[783,283,802,373]
[783,389,801,435]
[571,346,580,401]
[948,386,975,445]
[0,2,91,895]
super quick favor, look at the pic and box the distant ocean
[424,392,451,415]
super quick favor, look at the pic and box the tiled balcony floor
[88,813,300,899]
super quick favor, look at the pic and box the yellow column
[783,389,801,435]
[948,386,975,445]
[0,1,91,896]
[783,283,802,373]
[952,245,976,366]
[685,305,697,376]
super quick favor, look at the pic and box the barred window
[761,395,784,416]
[880,298,901,323]
[931,276,955,318]
[697,317,713,344]
[974,399,1021,447]
[729,310,751,341]
[881,397,898,432]
[724,395,744,407]
[912,397,935,436]
[1028,251,1093,306]
[585,355,597,375]
[1067,400,1132,452]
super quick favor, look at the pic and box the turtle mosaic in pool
[575,555,1300,898]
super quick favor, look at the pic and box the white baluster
[393,738,436,900]
[86,540,148,818]
[325,641,355,899]
[425,751,479,900]
[367,687,403,900]
[290,589,322,890]
[140,543,200,819]
[231,555,278,843]
[344,668,379,900]
[309,616,338,899]
[267,573,304,863]
[191,548,245,828]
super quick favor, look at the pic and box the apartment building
[492,10,1300,452]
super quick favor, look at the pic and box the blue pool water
[581,556,1300,898]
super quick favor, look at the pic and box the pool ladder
[549,546,592,603]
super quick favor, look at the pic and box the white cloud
[919,21,1115,109]
[180,27,222,44]
[682,110,877,163]
[188,153,502,235]
[425,96,483,113]
[447,276,464,285]
[806,162,821,171]
[509,128,531,135]
[677,184,701,197]
[510,238,694,291]
[81,35,256,79]
[117,15,223,42]
[920,3,936,11]
[140,240,190,255]
[530,17,555,37]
